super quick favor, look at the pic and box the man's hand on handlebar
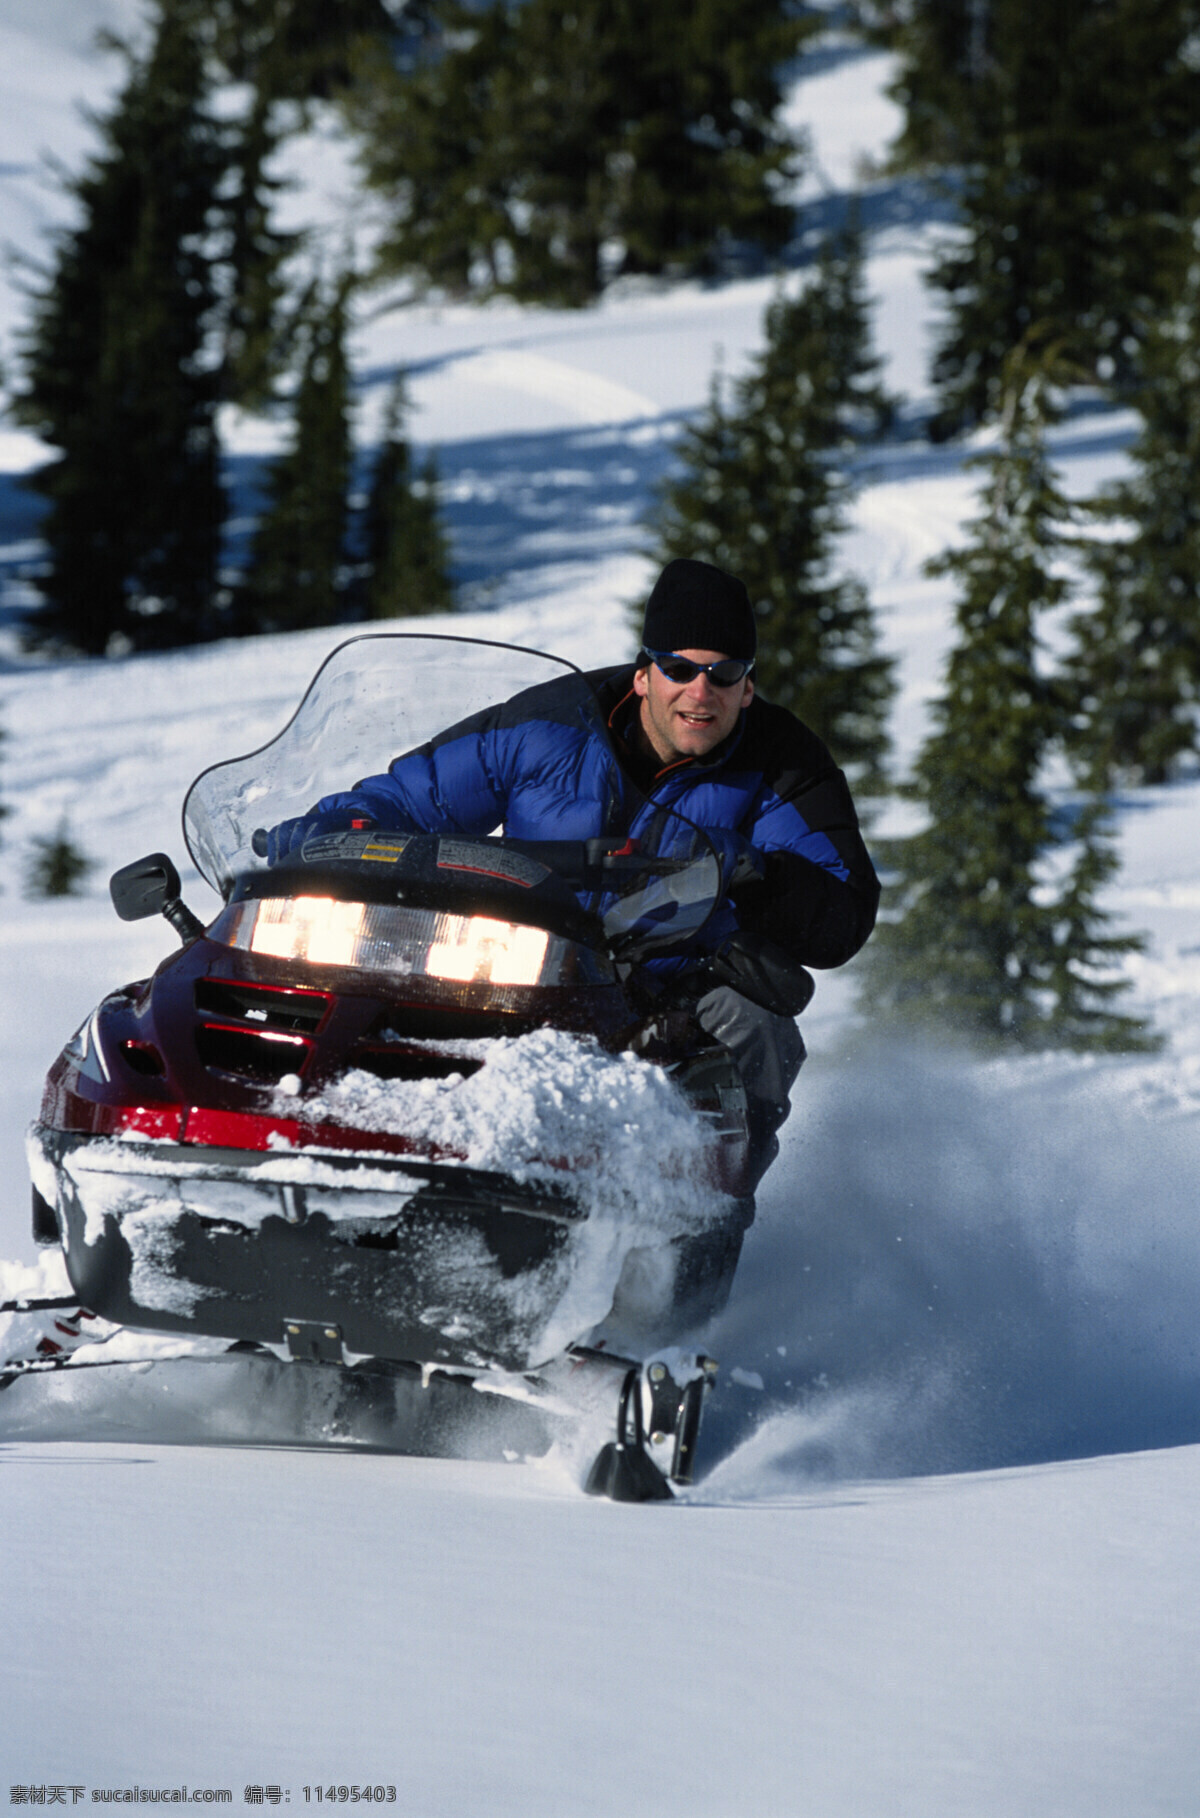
[253,812,377,866]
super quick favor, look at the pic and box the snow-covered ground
[2,13,1200,1813]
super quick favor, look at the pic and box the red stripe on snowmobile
[116,1104,185,1138]
[435,859,534,885]
[180,1104,466,1162]
[48,1096,186,1140]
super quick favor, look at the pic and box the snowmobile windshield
[185,635,587,889]
[183,634,724,960]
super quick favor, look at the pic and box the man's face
[633,649,754,767]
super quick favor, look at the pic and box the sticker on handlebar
[436,840,550,888]
[360,841,410,862]
[299,833,410,864]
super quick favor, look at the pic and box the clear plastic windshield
[184,635,587,890]
[183,633,723,961]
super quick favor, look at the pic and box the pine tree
[865,355,1150,1048]
[346,0,813,305]
[1066,256,1200,786]
[212,86,302,412]
[647,224,896,791]
[209,0,403,104]
[881,0,1200,434]
[755,216,898,444]
[604,0,813,282]
[239,273,356,632]
[24,819,93,900]
[14,0,228,653]
[12,0,318,655]
[347,2,524,297]
[359,378,455,618]
[1044,800,1154,1050]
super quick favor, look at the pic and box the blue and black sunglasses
[640,649,755,687]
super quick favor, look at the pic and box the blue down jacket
[310,664,879,973]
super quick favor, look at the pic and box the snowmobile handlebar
[249,827,699,880]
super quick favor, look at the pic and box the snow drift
[701,1042,1200,1496]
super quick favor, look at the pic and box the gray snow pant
[692,983,808,1154]
[666,985,807,1327]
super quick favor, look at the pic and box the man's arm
[736,708,880,970]
[305,666,605,839]
[308,687,534,837]
[746,845,878,970]
[312,730,504,835]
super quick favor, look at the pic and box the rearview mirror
[109,853,204,945]
[110,852,181,921]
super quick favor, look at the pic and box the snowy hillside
[2,12,1200,1813]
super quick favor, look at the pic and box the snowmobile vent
[195,1022,312,1084]
[348,1041,484,1083]
[119,1038,166,1076]
[194,978,331,1033]
[361,1004,540,1043]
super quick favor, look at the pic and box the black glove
[707,929,815,1017]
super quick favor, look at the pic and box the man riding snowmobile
[7,561,879,1495]
[263,559,880,1248]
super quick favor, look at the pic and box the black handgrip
[251,828,269,857]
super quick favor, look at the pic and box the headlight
[426,915,549,986]
[250,896,369,968]
[211,895,601,989]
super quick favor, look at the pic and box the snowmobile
[10,635,762,1499]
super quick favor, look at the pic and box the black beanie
[641,558,757,660]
